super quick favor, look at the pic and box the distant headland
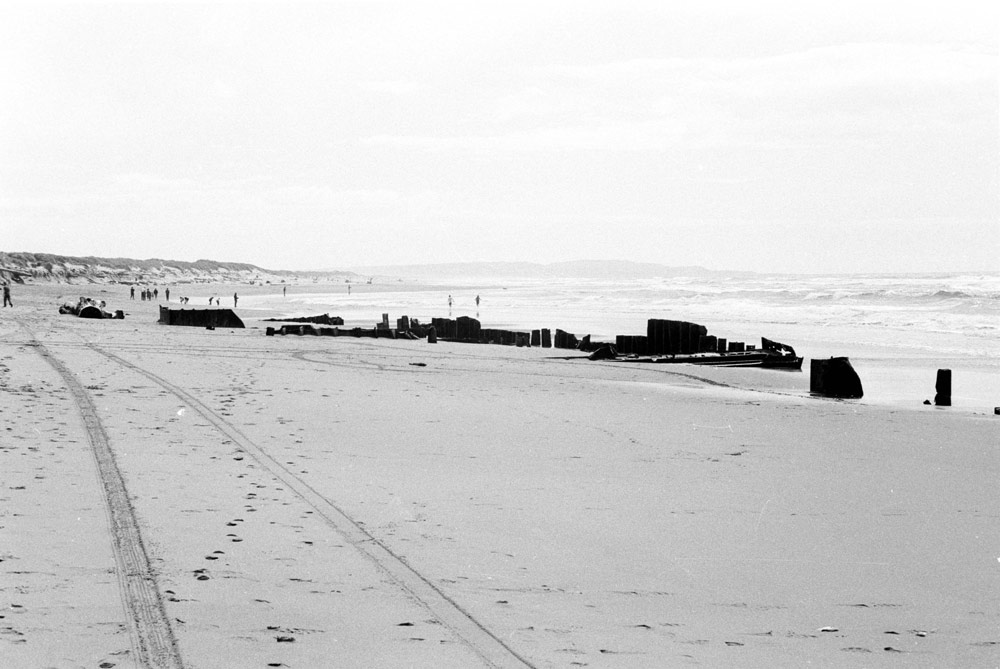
[0,252,754,285]
[0,252,354,285]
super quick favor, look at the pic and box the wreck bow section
[158,305,245,329]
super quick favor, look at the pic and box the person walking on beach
[233,292,238,307]
[2,283,11,307]
[448,295,453,309]
[283,286,286,297]
[475,294,480,308]
[130,286,135,300]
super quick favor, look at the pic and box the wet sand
[2,284,999,668]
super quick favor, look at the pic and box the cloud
[358,80,422,95]
[362,41,995,154]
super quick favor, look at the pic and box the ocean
[241,272,1000,413]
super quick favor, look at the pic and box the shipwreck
[158,306,245,329]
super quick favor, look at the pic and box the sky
[1,1,997,274]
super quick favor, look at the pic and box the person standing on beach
[448,295,453,309]
[233,292,238,307]
[2,283,11,307]
[165,287,170,301]
[283,286,286,297]
[475,295,480,308]
[130,286,135,300]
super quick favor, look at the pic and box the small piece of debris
[818,626,839,633]
[276,635,295,643]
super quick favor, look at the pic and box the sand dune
[2,284,998,668]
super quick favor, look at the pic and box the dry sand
[2,284,998,668]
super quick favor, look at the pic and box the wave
[243,273,1000,364]
[927,290,973,299]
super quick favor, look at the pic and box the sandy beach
[2,284,998,668]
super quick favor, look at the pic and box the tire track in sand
[89,343,536,669]
[25,339,185,669]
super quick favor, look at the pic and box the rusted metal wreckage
[265,312,801,370]
[158,305,245,329]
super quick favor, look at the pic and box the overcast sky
[1,1,996,273]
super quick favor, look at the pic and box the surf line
[88,343,537,669]
[25,337,185,669]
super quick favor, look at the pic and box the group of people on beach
[204,294,238,306]
[130,286,175,302]
[448,294,480,309]
[125,285,239,308]
[131,286,161,301]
